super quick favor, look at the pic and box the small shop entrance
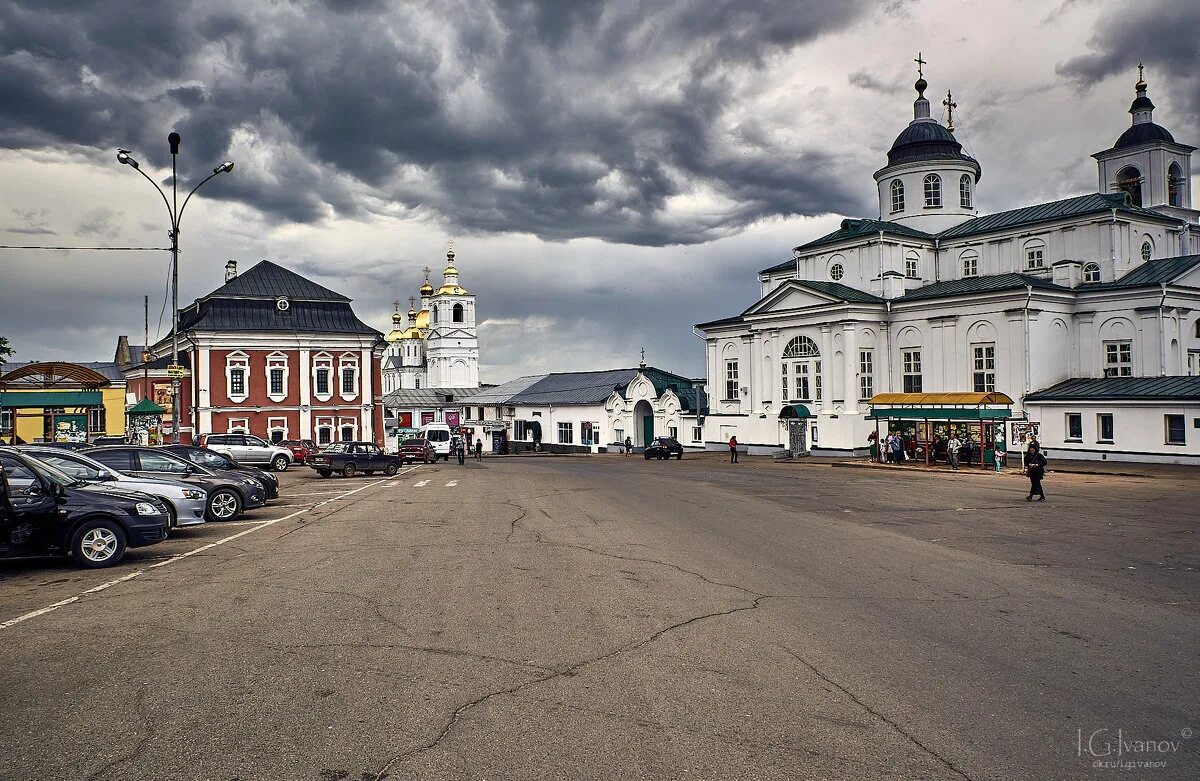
[779,403,814,456]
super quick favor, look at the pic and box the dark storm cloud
[0,0,870,245]
[1057,0,1200,126]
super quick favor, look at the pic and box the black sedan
[0,447,169,568]
[307,442,401,478]
[644,437,684,460]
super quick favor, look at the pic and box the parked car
[88,446,266,522]
[398,438,436,465]
[644,437,684,460]
[307,442,402,478]
[419,423,453,461]
[197,433,293,471]
[0,447,169,568]
[279,439,317,464]
[17,446,208,529]
[161,445,279,501]
[91,435,129,446]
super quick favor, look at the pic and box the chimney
[115,335,131,368]
[224,260,237,282]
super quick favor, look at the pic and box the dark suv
[0,447,169,568]
[644,437,684,460]
[162,445,279,501]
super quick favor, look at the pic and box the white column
[298,348,312,439]
[819,325,834,414]
[746,333,759,413]
[361,347,374,441]
[842,323,858,414]
[878,322,892,394]
[198,346,213,435]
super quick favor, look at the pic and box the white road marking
[445,480,458,487]
[414,480,430,487]
[0,466,421,632]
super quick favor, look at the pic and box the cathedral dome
[887,121,974,167]
[419,280,434,295]
[1113,121,1175,149]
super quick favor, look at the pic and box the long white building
[696,67,1200,463]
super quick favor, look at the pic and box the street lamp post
[117,134,233,443]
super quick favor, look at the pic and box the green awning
[869,407,1011,421]
[0,391,103,408]
[779,404,814,419]
[128,397,167,415]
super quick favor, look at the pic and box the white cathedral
[381,248,480,393]
[696,65,1200,463]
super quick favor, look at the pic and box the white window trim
[228,417,249,434]
[1103,340,1133,377]
[338,353,360,402]
[265,351,290,403]
[1024,241,1046,270]
[961,251,979,278]
[338,416,358,442]
[312,352,334,402]
[315,416,334,445]
[225,351,250,404]
[1083,262,1101,283]
[267,416,289,442]
[557,421,574,444]
[971,343,996,393]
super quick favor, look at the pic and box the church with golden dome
[381,247,480,394]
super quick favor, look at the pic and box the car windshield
[25,451,108,481]
[324,443,349,453]
[25,457,84,487]
[401,439,427,447]
[191,449,236,469]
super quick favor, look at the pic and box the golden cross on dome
[1137,62,1144,82]
[392,299,400,312]
[942,89,957,130]
[914,52,926,78]
[447,238,455,253]
[422,265,432,279]
[408,296,416,310]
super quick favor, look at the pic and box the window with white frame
[228,417,249,433]
[316,417,334,445]
[905,253,919,279]
[1025,241,1045,269]
[313,353,333,400]
[959,174,972,208]
[961,250,978,277]
[971,343,996,392]
[339,417,356,442]
[859,350,874,400]
[1141,239,1153,262]
[267,417,288,443]
[1083,262,1101,283]
[88,406,106,433]
[226,351,249,402]
[339,354,359,399]
[1097,413,1114,442]
[781,363,788,402]
[1104,341,1132,377]
[1165,414,1185,445]
[902,350,923,393]
[783,336,821,402]
[830,263,844,281]
[890,179,904,212]
[724,360,739,401]
[668,425,678,440]
[557,422,574,444]
[266,352,288,402]
[692,425,702,442]
[614,428,624,444]
[923,173,942,207]
[0,408,12,433]
[1065,412,1082,441]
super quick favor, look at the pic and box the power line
[0,245,170,251]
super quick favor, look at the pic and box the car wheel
[70,519,127,568]
[318,469,332,478]
[206,489,242,522]
[165,505,178,532]
[677,453,683,460]
[385,463,399,476]
[272,455,289,472]
[342,463,357,478]
[644,452,651,460]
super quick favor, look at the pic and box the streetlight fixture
[117,133,234,443]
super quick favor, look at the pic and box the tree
[0,336,13,372]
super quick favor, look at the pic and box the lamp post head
[214,161,235,174]
[168,132,181,155]
[116,148,139,169]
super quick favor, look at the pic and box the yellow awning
[867,392,1014,406]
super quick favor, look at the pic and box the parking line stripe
[0,466,420,632]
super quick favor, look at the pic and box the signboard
[397,412,412,429]
[166,364,186,378]
[152,383,174,415]
[420,411,435,426]
[445,411,460,427]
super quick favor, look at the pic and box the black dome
[1114,122,1175,149]
[887,121,975,167]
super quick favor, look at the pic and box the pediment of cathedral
[742,280,877,317]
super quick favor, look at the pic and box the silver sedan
[18,446,208,528]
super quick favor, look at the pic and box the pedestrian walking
[1023,443,1047,501]
[729,435,739,464]
[891,433,903,464]
[624,436,632,457]
[946,434,962,470]
[474,438,483,461]
[455,436,465,465]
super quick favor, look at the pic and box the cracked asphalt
[0,454,1196,780]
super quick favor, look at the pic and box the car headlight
[182,489,205,500]
[241,477,263,487]
[134,502,162,516]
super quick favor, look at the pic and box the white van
[420,423,453,461]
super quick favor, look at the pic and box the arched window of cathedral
[1083,263,1101,283]
[923,174,942,208]
[783,336,820,358]
[1141,239,1153,263]
[1116,166,1142,206]
[890,179,904,213]
[1024,240,1045,270]
[453,303,464,323]
[830,263,844,281]
[959,175,972,209]
[432,306,439,323]
[960,250,978,277]
[1168,163,1184,207]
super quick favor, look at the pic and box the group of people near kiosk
[874,429,985,466]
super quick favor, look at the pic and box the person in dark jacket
[474,438,483,461]
[1023,443,1047,501]
[455,436,466,465]
[624,436,632,457]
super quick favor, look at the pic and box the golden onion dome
[414,309,430,329]
[385,326,405,343]
[419,281,434,295]
[391,310,403,325]
[436,284,469,295]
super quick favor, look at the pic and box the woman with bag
[1023,443,1047,501]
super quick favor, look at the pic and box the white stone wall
[1025,400,1200,464]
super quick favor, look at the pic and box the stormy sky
[1,0,1196,382]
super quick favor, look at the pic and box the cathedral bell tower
[424,246,479,389]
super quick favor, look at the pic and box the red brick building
[123,260,385,445]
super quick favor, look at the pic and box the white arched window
[959,175,972,208]
[905,251,920,279]
[1116,166,1142,206]
[453,303,464,322]
[783,336,820,358]
[225,351,250,403]
[1168,163,1184,207]
[1141,238,1154,262]
[923,174,942,207]
[432,306,439,324]
[890,179,904,213]
[1024,239,1045,270]
[782,336,821,403]
[312,352,334,401]
[265,351,289,403]
[961,250,979,277]
[1083,263,1101,283]
[337,353,359,401]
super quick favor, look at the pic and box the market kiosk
[866,392,1014,469]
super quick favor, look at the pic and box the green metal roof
[788,280,885,304]
[779,404,814,419]
[760,257,796,275]
[938,192,1172,240]
[790,219,934,255]
[1027,376,1200,402]
[0,391,103,408]
[897,273,1066,302]
[1080,254,1200,290]
[127,397,167,415]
